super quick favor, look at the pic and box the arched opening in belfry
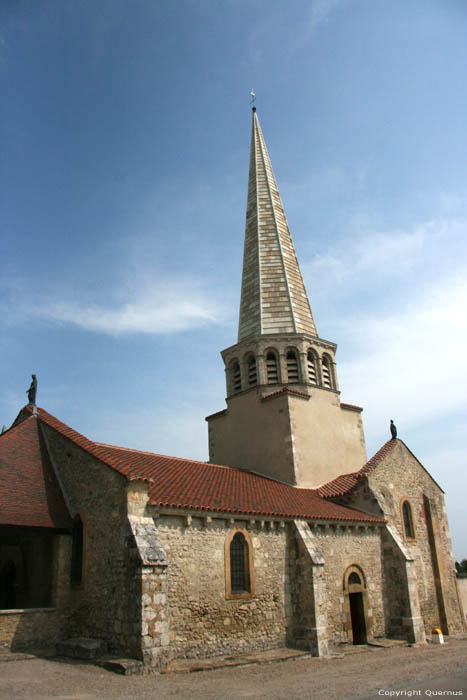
[230,360,242,394]
[265,350,279,384]
[286,350,299,383]
[307,350,318,385]
[246,355,257,387]
[321,355,334,389]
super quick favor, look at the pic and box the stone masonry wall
[367,441,463,635]
[309,524,385,645]
[156,514,291,659]
[337,441,463,636]
[41,424,139,656]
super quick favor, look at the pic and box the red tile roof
[317,439,398,498]
[0,416,72,529]
[15,406,384,524]
[93,442,383,522]
[340,403,363,412]
[261,388,310,402]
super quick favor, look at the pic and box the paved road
[0,639,466,700]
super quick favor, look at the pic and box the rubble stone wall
[156,515,291,659]
[366,441,463,635]
[41,424,139,656]
[309,524,385,644]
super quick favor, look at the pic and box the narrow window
[231,361,242,393]
[247,355,257,387]
[71,515,84,586]
[286,350,299,383]
[266,351,278,384]
[348,572,361,585]
[402,501,415,539]
[307,350,317,385]
[230,533,250,594]
[322,355,332,389]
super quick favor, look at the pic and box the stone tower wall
[207,387,366,488]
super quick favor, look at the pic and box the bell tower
[206,108,367,488]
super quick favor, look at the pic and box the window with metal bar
[230,533,250,594]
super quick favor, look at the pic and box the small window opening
[232,361,242,393]
[71,515,84,587]
[286,350,299,383]
[402,501,415,539]
[348,572,361,585]
[307,351,317,385]
[230,533,250,594]
[247,356,257,387]
[266,351,278,384]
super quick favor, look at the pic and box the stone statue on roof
[26,374,37,405]
[390,419,397,439]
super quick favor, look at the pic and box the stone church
[0,108,464,670]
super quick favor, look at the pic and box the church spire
[238,108,317,341]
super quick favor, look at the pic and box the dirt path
[0,639,466,700]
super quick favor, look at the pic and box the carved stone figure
[26,374,37,405]
[390,419,397,439]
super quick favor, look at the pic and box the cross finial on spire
[250,89,256,110]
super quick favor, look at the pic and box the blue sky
[1,0,466,558]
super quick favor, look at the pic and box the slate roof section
[14,406,384,524]
[0,415,72,529]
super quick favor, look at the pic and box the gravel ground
[0,638,466,700]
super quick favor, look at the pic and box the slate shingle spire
[238,108,317,342]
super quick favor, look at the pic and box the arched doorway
[344,567,368,645]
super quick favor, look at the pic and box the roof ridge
[1,411,37,438]
[317,439,399,498]
[93,441,228,468]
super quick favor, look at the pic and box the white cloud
[339,271,467,436]
[2,276,225,336]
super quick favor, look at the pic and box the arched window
[225,530,255,599]
[231,360,242,394]
[402,500,415,539]
[266,351,279,384]
[247,355,257,387]
[286,350,299,383]
[321,355,333,389]
[307,350,318,385]
[230,533,250,594]
[71,514,84,587]
[343,565,366,592]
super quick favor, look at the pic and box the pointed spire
[238,109,317,341]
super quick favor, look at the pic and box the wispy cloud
[2,276,225,336]
[303,217,466,301]
[339,271,467,436]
